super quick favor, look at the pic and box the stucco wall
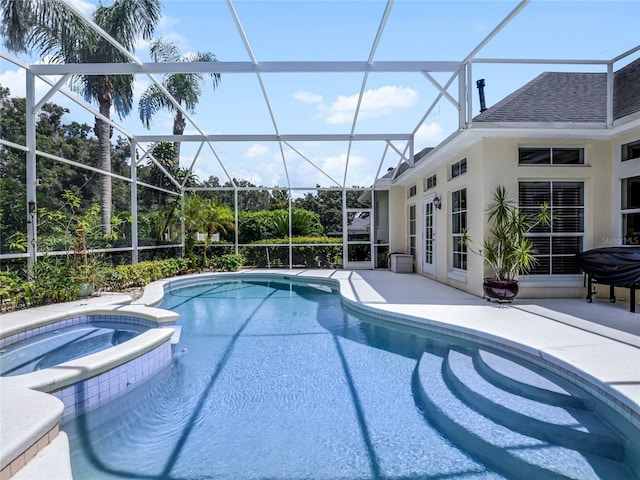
[388,185,407,254]
[390,134,623,300]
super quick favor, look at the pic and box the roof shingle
[474,58,640,123]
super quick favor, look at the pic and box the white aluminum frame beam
[133,133,413,142]
[28,61,463,76]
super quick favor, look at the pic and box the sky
[1,0,639,191]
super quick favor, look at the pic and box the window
[519,147,584,165]
[424,174,437,191]
[408,185,417,198]
[408,204,416,258]
[622,140,640,162]
[451,188,467,270]
[451,158,467,179]
[519,181,584,274]
[622,176,640,245]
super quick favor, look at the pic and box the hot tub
[0,322,147,376]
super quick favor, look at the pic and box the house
[382,57,640,300]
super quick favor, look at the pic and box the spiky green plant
[474,185,551,281]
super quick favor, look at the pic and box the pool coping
[1,269,639,479]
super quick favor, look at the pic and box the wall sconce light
[433,195,442,210]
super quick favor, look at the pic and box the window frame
[408,204,417,258]
[450,158,467,179]
[518,147,585,166]
[621,175,640,245]
[451,188,467,271]
[424,174,437,191]
[519,180,585,275]
[621,139,640,162]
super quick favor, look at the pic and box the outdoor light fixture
[433,195,442,210]
[28,201,36,215]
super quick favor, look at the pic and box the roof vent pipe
[476,78,487,113]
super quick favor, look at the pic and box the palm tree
[201,199,234,259]
[1,0,90,56]
[139,37,221,170]
[1,0,162,234]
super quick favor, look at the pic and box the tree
[201,199,234,259]
[1,0,162,235]
[294,187,343,235]
[148,142,177,205]
[270,189,289,210]
[139,37,221,169]
[0,85,103,252]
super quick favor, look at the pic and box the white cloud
[415,122,445,144]
[235,162,282,187]
[294,90,323,103]
[0,68,27,97]
[159,14,181,31]
[0,67,61,101]
[67,0,95,16]
[245,144,269,158]
[319,85,418,125]
[290,152,371,187]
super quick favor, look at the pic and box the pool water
[0,323,143,376]
[62,279,635,479]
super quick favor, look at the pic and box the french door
[422,195,436,275]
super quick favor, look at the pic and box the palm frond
[139,84,175,128]
[150,36,180,62]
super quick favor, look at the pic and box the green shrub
[23,257,80,306]
[209,254,244,272]
[101,258,189,290]
[238,209,323,243]
[240,237,341,268]
[0,270,23,312]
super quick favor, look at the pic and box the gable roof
[474,58,640,123]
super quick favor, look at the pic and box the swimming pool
[63,278,637,479]
[0,322,146,376]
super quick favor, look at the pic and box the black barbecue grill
[576,247,640,313]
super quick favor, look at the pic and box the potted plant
[467,185,550,302]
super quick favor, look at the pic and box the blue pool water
[62,279,637,479]
[0,323,144,376]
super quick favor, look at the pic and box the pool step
[444,348,625,462]
[413,351,634,480]
[474,349,590,410]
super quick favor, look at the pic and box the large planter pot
[77,281,94,298]
[483,279,519,302]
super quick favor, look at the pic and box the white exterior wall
[389,134,631,300]
[388,185,407,254]
[481,137,612,298]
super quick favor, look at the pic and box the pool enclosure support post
[25,71,37,269]
[342,188,347,268]
[458,63,467,129]
[180,193,185,257]
[234,189,239,255]
[288,194,293,269]
[606,62,614,127]
[130,140,139,264]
